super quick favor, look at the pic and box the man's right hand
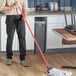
[13,1,20,9]
[0,1,20,11]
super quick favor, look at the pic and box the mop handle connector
[47,66,52,73]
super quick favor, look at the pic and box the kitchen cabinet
[0,16,7,51]
[0,14,76,52]
[46,23,63,49]
[25,16,34,50]
[0,17,1,50]
[46,16,64,49]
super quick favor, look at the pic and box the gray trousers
[6,15,26,61]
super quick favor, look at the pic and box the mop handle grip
[18,6,49,67]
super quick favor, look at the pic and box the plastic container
[54,2,59,11]
[48,2,54,11]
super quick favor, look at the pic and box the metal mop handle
[73,8,76,31]
[64,0,74,26]
[18,6,49,67]
[64,0,68,26]
[71,8,74,26]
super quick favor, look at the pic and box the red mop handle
[18,7,49,67]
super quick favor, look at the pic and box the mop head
[47,68,72,76]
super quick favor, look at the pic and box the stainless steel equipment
[64,0,76,35]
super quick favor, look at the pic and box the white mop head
[47,68,72,76]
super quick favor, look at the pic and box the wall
[60,0,70,7]
[28,0,71,8]
[71,0,76,7]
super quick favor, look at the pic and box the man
[0,0,29,67]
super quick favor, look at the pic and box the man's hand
[13,1,20,9]
[0,1,20,11]
[22,9,27,21]
[22,17,26,22]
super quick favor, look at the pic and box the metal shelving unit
[64,0,76,35]
[34,0,61,12]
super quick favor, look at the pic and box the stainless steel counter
[28,11,71,16]
[0,11,71,17]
